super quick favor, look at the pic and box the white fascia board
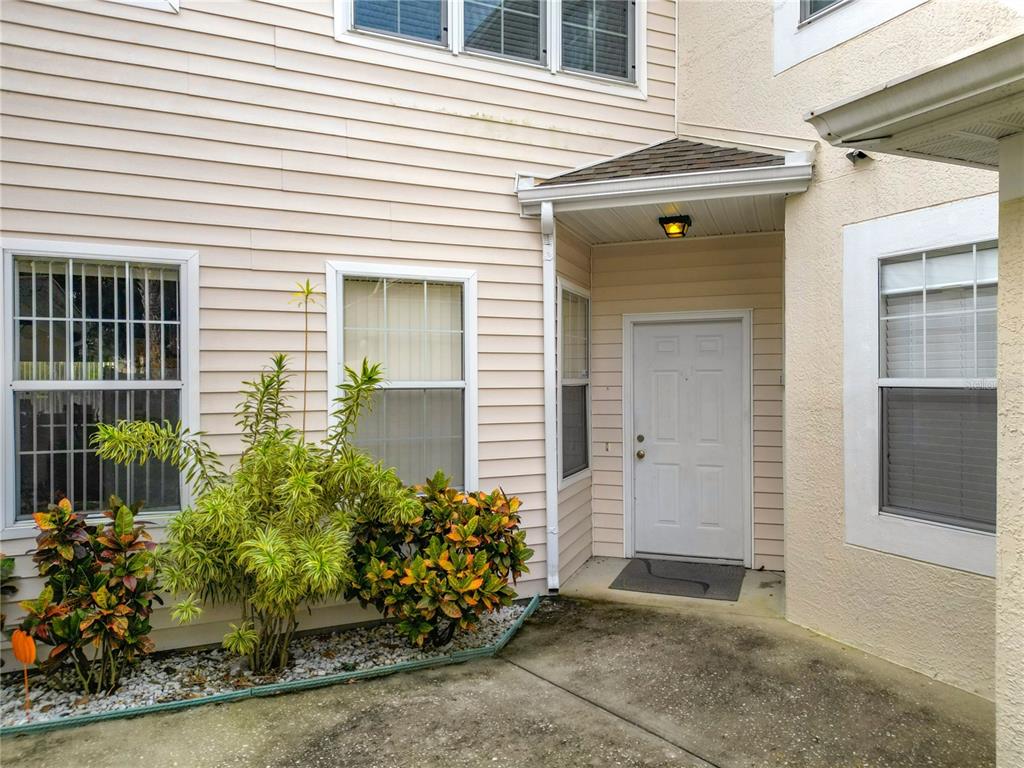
[517,161,813,214]
[805,31,1024,147]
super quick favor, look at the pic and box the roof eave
[517,159,813,215]
[804,30,1024,168]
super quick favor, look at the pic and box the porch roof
[517,136,814,243]
[804,30,1024,170]
[536,138,785,186]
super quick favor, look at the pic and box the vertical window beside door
[560,287,589,479]
[343,276,466,487]
[10,255,184,520]
[878,243,997,532]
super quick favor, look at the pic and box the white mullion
[114,263,121,380]
[422,280,429,381]
[377,380,465,390]
[12,379,183,392]
[878,377,996,389]
[549,0,560,73]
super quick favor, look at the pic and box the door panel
[633,320,746,560]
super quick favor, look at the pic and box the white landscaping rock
[0,604,525,729]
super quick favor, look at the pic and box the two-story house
[1,0,1022,759]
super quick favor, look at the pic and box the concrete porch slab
[563,556,786,619]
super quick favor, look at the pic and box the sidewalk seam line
[498,655,725,768]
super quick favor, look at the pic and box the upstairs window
[561,0,632,81]
[464,0,545,64]
[800,0,844,22]
[337,0,639,85]
[354,0,447,45]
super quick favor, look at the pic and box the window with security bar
[11,255,184,520]
[878,243,997,533]
[342,276,465,487]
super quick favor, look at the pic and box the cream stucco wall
[676,0,1021,696]
[996,137,1024,761]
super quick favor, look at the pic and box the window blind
[882,387,996,532]
[464,0,543,63]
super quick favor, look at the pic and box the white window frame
[325,261,478,490]
[773,0,927,74]
[104,0,180,13]
[0,239,199,540]
[557,278,590,488]
[843,195,998,576]
[333,0,648,99]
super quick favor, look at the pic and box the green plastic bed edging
[1,594,541,738]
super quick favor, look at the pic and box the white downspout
[541,201,560,592]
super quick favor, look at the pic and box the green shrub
[93,356,421,674]
[347,471,534,647]
[17,497,161,693]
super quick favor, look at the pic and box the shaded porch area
[518,135,814,586]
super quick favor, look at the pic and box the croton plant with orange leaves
[17,496,161,694]
[346,471,533,647]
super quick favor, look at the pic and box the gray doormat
[609,558,745,602]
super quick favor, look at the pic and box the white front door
[632,319,746,561]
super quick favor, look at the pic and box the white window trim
[557,278,590,489]
[325,260,478,490]
[104,0,179,13]
[843,194,998,577]
[773,0,927,74]
[1,239,199,540]
[333,0,648,100]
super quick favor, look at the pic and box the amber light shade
[658,215,692,238]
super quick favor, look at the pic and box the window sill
[332,26,647,101]
[104,0,179,13]
[2,511,179,543]
[559,468,591,491]
[845,506,995,577]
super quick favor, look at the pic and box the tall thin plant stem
[290,280,320,436]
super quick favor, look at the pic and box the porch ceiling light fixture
[658,215,692,238]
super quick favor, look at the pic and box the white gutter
[518,155,813,214]
[540,201,560,593]
[804,30,1024,150]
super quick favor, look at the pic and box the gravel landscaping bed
[1,603,526,729]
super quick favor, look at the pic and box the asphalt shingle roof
[538,138,784,186]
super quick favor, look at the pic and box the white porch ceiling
[556,193,786,244]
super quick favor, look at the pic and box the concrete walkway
[3,580,994,767]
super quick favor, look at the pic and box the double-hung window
[559,284,589,482]
[341,1,639,85]
[878,245,997,533]
[354,0,447,45]
[464,0,545,64]
[561,0,632,81]
[843,195,998,576]
[3,243,195,528]
[330,264,477,489]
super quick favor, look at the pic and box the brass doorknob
[636,449,646,459]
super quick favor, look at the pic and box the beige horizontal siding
[556,226,594,585]
[588,232,786,571]
[0,0,677,646]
